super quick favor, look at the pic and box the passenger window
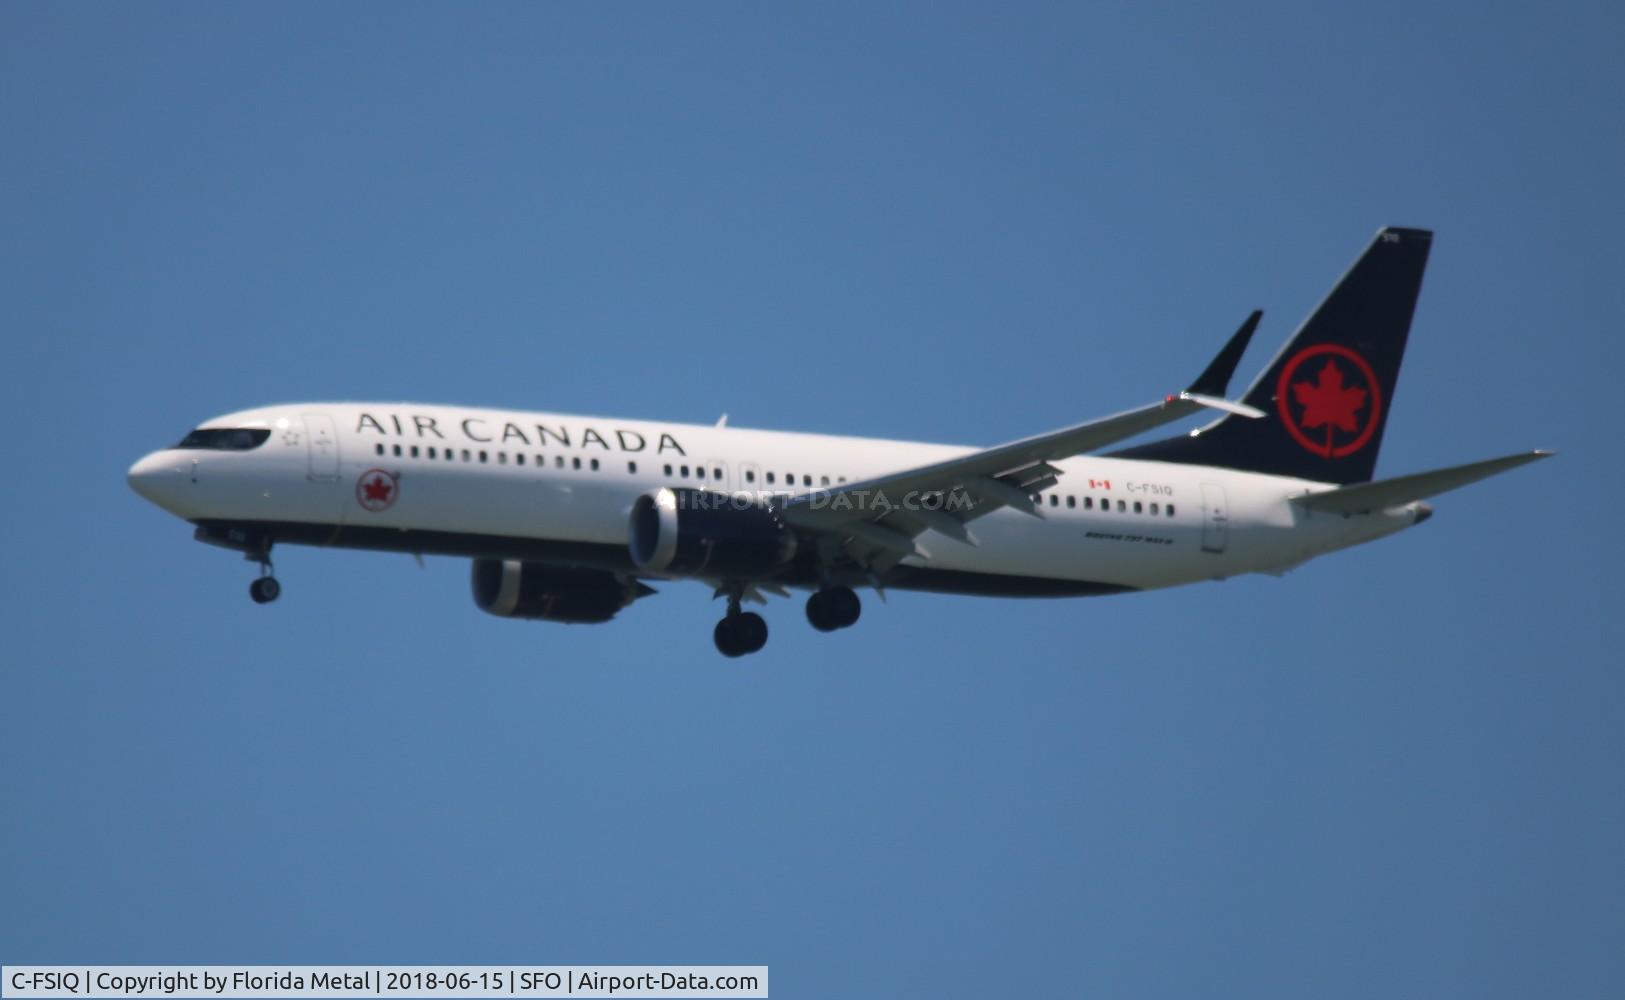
[462,449,471,461]
[1150,502,1158,515]
[410,445,420,458]
[516,453,525,466]
[591,458,600,471]
[1167,504,1176,517]
[696,467,706,480]
[766,472,776,484]
[628,461,638,474]
[1067,496,1076,509]
[715,467,723,480]
[1116,500,1125,512]
[664,463,673,476]
[428,447,438,459]
[1133,501,1142,514]
[446,450,454,461]
[680,464,689,477]
[498,452,507,464]
[746,470,756,483]
[572,457,581,470]
[803,475,812,487]
[821,476,830,486]
[393,444,402,457]
[479,450,488,463]
[375,444,384,456]
[1084,497,1093,509]
[555,456,564,469]
[1049,494,1059,507]
[838,477,847,484]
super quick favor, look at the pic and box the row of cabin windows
[369,441,1173,516]
[374,442,616,473]
[752,470,845,487]
[1035,491,1175,517]
[662,463,727,482]
[664,466,849,488]
[371,442,845,487]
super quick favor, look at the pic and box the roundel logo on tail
[1275,344,1382,459]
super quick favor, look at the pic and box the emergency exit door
[304,413,340,482]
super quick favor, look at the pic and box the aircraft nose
[127,451,187,509]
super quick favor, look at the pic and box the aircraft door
[304,413,341,482]
[1200,482,1229,554]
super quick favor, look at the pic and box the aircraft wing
[779,313,1264,568]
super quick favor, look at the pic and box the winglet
[1185,310,1262,398]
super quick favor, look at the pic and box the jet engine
[629,487,797,576]
[471,560,653,623]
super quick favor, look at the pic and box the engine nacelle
[471,560,650,623]
[629,487,797,576]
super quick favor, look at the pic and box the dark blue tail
[1113,227,1432,485]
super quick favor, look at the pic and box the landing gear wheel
[249,576,281,604]
[714,611,769,657]
[807,586,860,631]
[806,591,836,632]
[734,611,767,653]
[713,618,740,657]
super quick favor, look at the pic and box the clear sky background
[2,3,1621,997]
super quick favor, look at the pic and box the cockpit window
[175,428,271,451]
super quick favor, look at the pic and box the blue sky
[2,3,1621,997]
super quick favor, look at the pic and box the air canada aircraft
[129,227,1547,656]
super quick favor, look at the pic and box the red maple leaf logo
[1292,360,1368,457]
[363,476,393,503]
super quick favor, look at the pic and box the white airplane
[129,227,1547,656]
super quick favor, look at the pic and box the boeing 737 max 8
[128,228,1548,656]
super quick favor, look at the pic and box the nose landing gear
[249,575,281,604]
[248,543,280,604]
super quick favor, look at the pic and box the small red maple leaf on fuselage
[363,476,394,502]
[1292,361,1367,456]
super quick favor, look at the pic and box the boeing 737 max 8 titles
[128,228,1548,656]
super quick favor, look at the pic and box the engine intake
[629,487,797,576]
[471,560,651,623]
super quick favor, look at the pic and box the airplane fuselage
[128,402,1423,597]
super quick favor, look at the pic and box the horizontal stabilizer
[1292,450,1552,514]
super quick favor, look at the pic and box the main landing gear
[248,544,281,604]
[714,594,768,658]
[805,586,861,632]
[712,585,863,658]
